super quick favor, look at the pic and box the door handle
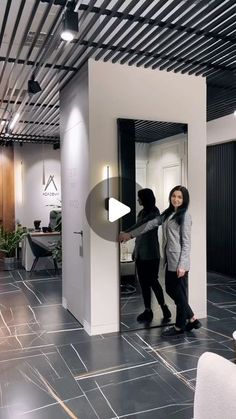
[73,231,83,236]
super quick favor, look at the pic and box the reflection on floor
[0,265,235,418]
[120,271,175,331]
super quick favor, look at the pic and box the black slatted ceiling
[1,0,236,143]
[134,120,187,143]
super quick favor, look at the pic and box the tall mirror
[118,118,188,332]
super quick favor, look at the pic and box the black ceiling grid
[16,0,98,138]
[0,0,66,139]
[134,120,187,143]
[1,0,236,144]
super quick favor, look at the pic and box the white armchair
[193,351,236,419]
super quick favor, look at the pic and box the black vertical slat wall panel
[117,118,136,231]
[207,142,236,275]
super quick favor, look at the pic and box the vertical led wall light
[105,165,110,218]
[42,144,45,185]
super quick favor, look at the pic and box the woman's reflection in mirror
[125,188,171,323]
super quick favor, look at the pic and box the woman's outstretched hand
[119,232,132,242]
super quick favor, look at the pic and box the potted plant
[0,227,25,270]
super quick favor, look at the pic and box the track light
[61,1,78,42]
[28,75,42,94]
[53,142,60,150]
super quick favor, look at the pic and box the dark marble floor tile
[14,330,52,349]
[0,335,23,351]
[0,290,30,310]
[7,322,42,336]
[128,327,188,351]
[158,338,235,372]
[207,285,236,305]
[30,305,77,327]
[121,312,172,331]
[58,334,155,380]
[44,321,82,332]
[0,266,235,419]
[207,300,234,319]
[4,381,64,418]
[83,361,194,419]
[119,403,193,419]
[77,360,160,392]
[21,396,101,419]
[0,271,14,280]
[46,328,99,346]
[207,271,236,285]
[0,345,55,364]
[20,279,62,305]
[0,282,20,293]
[12,269,58,282]
[200,317,236,342]
[0,305,38,327]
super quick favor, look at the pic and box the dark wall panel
[207,142,236,275]
[117,119,136,231]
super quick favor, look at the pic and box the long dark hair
[138,188,157,216]
[162,185,189,225]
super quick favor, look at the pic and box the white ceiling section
[0,0,236,144]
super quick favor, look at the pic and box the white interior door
[163,164,181,209]
[62,123,88,324]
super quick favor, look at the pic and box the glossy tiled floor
[0,265,235,418]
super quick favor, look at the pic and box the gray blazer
[126,209,160,261]
[131,211,192,271]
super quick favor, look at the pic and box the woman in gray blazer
[126,189,171,323]
[120,185,201,337]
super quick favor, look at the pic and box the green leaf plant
[0,227,25,258]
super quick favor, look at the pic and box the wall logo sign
[43,175,60,197]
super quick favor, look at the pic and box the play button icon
[108,198,130,222]
[85,176,141,242]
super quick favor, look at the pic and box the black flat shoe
[161,304,171,320]
[185,319,202,332]
[137,309,153,323]
[161,326,185,337]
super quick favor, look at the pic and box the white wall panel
[60,65,89,325]
[14,143,61,228]
[89,60,206,332]
[60,59,206,335]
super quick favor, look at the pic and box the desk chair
[27,234,59,275]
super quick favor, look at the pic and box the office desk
[21,232,61,271]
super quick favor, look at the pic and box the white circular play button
[108,198,131,222]
[85,177,141,241]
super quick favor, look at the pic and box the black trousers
[136,259,165,309]
[165,269,194,329]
